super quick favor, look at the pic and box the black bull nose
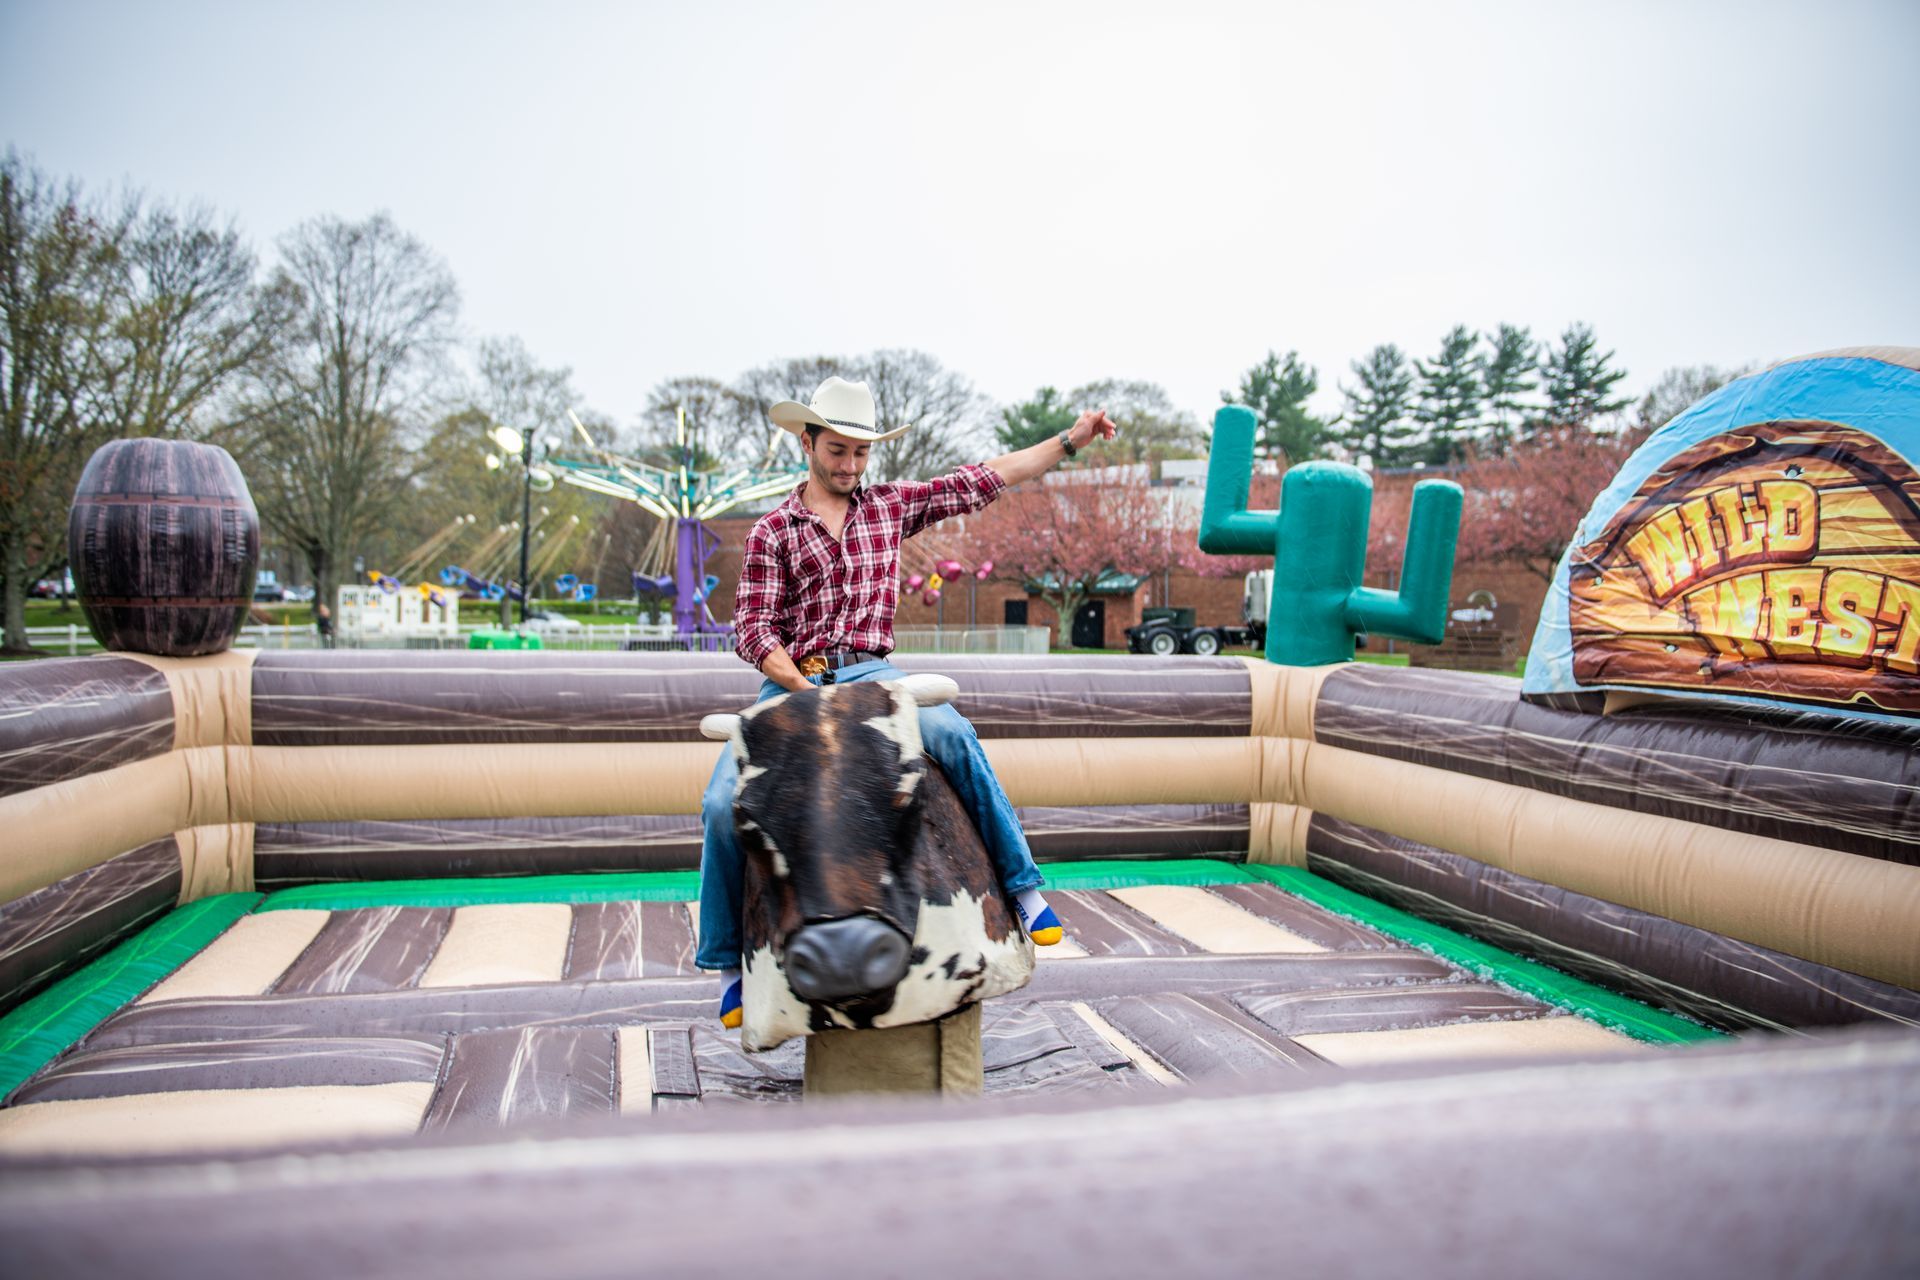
[784,917,912,1001]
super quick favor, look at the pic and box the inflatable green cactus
[1199,404,1463,666]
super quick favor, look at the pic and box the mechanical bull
[699,675,1035,1052]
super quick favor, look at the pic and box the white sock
[1014,888,1051,930]
[718,966,741,993]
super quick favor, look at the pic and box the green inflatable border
[1243,865,1724,1045]
[0,892,262,1099]
[258,865,1219,913]
[1042,859,1723,1045]
[0,856,1720,1098]
[1039,858,1261,890]
[258,871,704,912]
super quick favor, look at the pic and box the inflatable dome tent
[1525,347,1920,721]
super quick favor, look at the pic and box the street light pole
[517,426,533,626]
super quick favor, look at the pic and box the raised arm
[984,409,1118,488]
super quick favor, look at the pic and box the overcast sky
[3,0,1915,431]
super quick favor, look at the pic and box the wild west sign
[1525,350,1920,721]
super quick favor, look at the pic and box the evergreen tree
[1538,322,1630,429]
[1221,349,1328,464]
[1477,323,1536,454]
[997,385,1077,452]
[1339,344,1418,469]
[1413,325,1482,465]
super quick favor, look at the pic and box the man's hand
[758,645,816,694]
[1071,408,1120,451]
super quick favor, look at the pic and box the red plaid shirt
[732,464,1006,668]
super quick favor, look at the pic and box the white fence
[23,623,1054,657]
[891,626,1051,655]
[24,623,342,655]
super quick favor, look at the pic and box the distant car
[523,610,583,630]
[30,578,61,599]
[253,583,288,603]
[284,585,316,602]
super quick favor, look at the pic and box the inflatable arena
[1,349,1915,1276]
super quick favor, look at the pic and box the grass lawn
[1080,642,1524,679]
[22,599,89,626]
[489,599,663,626]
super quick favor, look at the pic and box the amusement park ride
[346,405,801,647]
[548,406,804,642]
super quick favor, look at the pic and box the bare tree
[94,200,291,441]
[853,348,991,481]
[226,214,457,610]
[721,350,990,481]
[1066,378,1206,466]
[455,337,599,604]
[475,335,575,445]
[637,375,738,470]
[727,355,848,470]
[1634,363,1752,433]
[447,335,584,530]
[0,154,120,650]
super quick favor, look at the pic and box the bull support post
[803,1004,984,1098]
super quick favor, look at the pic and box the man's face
[804,429,871,496]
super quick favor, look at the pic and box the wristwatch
[1057,428,1077,458]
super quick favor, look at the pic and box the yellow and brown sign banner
[1569,421,1920,714]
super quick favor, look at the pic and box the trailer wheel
[1147,630,1179,656]
[1189,630,1222,657]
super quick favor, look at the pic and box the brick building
[1369,467,1552,651]
[686,463,1550,655]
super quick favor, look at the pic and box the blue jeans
[695,659,1044,971]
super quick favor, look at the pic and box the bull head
[700,676,1035,1051]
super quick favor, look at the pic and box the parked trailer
[1127,571,1270,656]
[1125,607,1253,657]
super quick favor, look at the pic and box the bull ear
[896,674,959,707]
[699,713,742,741]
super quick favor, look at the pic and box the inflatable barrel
[67,438,260,657]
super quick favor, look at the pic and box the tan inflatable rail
[1,651,1915,1029]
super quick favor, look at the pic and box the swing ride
[549,406,804,643]
[340,403,800,648]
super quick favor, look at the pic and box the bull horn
[699,713,741,741]
[896,674,959,707]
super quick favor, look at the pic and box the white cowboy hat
[768,376,912,443]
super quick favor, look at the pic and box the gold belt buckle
[797,655,829,679]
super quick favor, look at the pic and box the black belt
[798,649,886,681]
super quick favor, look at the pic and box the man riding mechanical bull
[699,375,1118,1030]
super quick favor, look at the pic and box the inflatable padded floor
[0,860,1675,1155]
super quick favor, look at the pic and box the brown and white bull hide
[700,677,1034,1052]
